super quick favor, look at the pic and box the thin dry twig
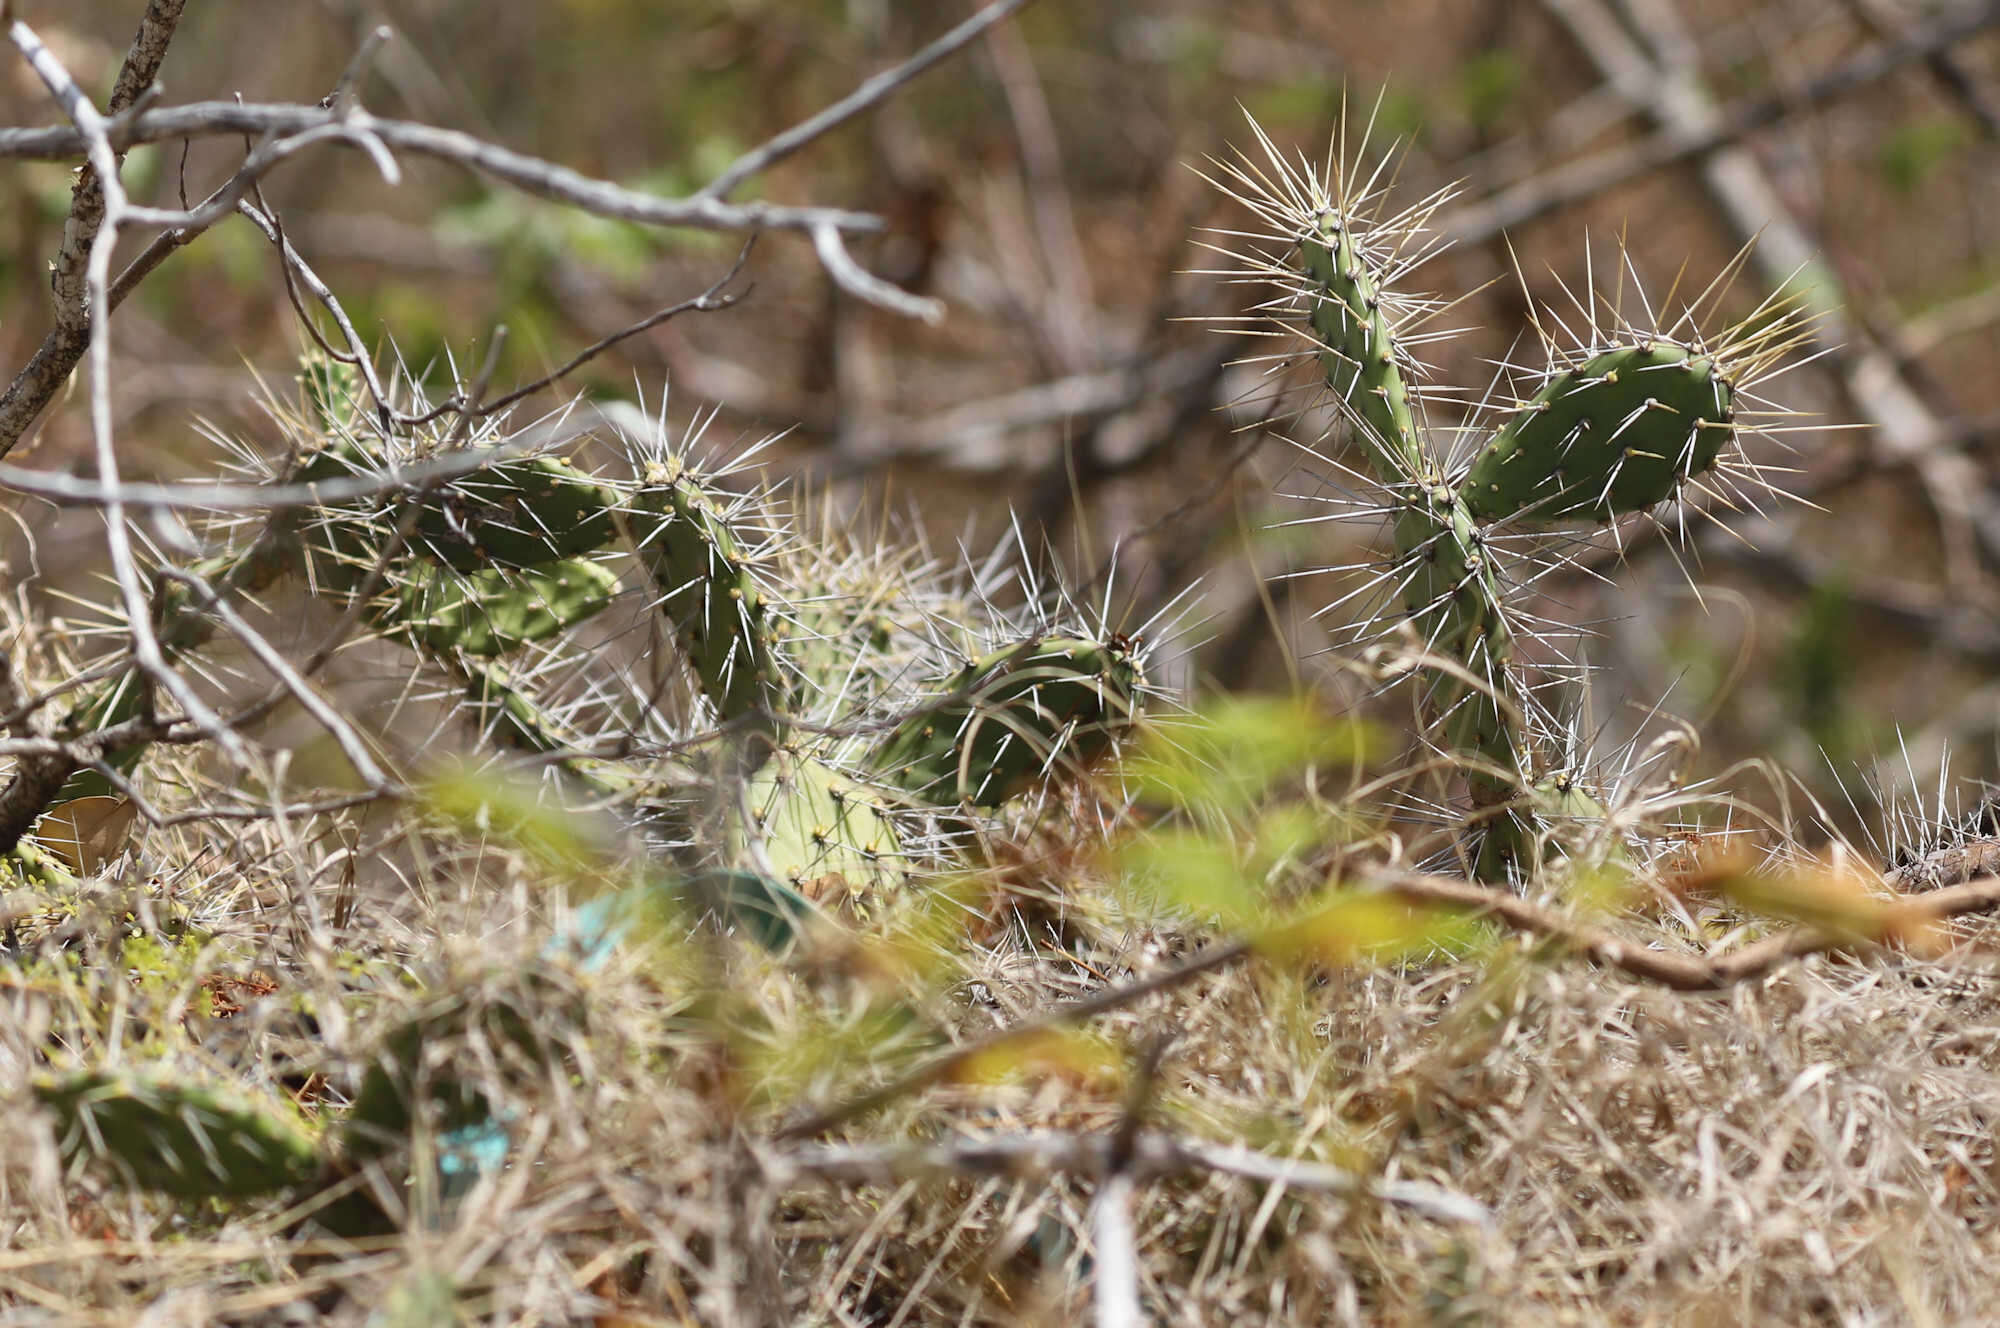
[1091,1035,1171,1328]
[768,1131,1490,1227]
[1439,1,2000,248]
[774,939,1253,1141]
[1372,867,2000,991]
[697,0,1042,202]
[9,17,247,771]
[0,429,580,513]
[0,0,1032,454]
[0,102,882,230]
[777,859,2000,1163]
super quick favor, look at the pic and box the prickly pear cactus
[744,748,903,894]
[407,455,620,573]
[13,343,1154,952]
[1285,189,1525,819]
[874,636,1143,808]
[1461,343,1736,525]
[391,557,620,658]
[34,1070,320,1199]
[628,463,788,756]
[1207,115,1805,879]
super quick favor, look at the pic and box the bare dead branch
[326,24,393,113]
[1438,1,2000,249]
[982,12,1096,375]
[812,222,945,323]
[1560,0,1996,588]
[0,436,569,513]
[0,0,186,455]
[0,100,883,232]
[9,17,248,772]
[0,2,1011,457]
[433,240,757,425]
[0,645,71,852]
[697,0,1041,202]
[1841,0,2000,138]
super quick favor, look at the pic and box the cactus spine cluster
[1208,116,1805,877]
[14,349,1150,908]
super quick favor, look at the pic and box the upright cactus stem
[1298,182,1525,822]
[630,464,787,764]
[1300,210,1421,478]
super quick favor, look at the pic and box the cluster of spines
[21,352,1155,921]
[626,459,789,760]
[871,635,1144,809]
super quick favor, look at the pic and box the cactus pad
[1461,343,1735,525]
[35,1071,320,1199]
[1299,211,1423,481]
[391,556,620,658]
[745,749,902,894]
[410,455,621,572]
[873,637,1141,807]
[631,476,786,749]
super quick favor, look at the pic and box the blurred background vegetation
[7,0,1999,850]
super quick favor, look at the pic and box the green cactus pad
[745,749,902,893]
[872,637,1141,808]
[291,440,366,488]
[35,1071,320,1199]
[1461,343,1734,525]
[3,839,79,889]
[631,477,786,751]
[391,557,620,658]
[297,445,618,577]
[411,455,621,572]
[1292,198,1531,859]
[769,556,907,708]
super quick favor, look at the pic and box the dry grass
[6,750,1999,1326]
